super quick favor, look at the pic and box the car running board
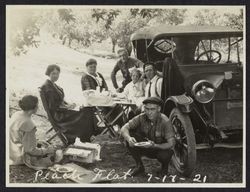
[196,142,242,149]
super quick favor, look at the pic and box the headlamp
[192,80,215,103]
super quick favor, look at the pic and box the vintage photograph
[6,5,245,187]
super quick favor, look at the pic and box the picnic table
[72,96,137,138]
[94,98,137,137]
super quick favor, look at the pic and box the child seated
[9,95,56,170]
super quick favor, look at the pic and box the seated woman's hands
[37,141,56,155]
[60,102,76,110]
[37,140,50,148]
[116,87,124,93]
[66,103,76,110]
[45,145,56,154]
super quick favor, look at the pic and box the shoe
[90,135,96,142]
[155,163,169,176]
[161,169,168,176]
[160,164,169,176]
[156,168,169,177]
[94,127,104,136]
[130,165,145,176]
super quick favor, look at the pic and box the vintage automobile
[130,25,243,176]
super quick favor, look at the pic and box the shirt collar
[144,113,161,124]
[87,72,98,77]
[150,75,158,83]
[132,80,141,86]
[154,113,162,124]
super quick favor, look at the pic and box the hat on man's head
[86,58,97,66]
[143,97,164,107]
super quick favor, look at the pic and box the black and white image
[6,5,245,187]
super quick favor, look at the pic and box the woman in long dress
[40,64,96,144]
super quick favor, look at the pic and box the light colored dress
[123,80,146,107]
[9,111,54,170]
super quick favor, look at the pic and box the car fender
[163,94,193,116]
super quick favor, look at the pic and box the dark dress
[41,79,96,143]
[81,72,108,91]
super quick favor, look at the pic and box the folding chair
[38,87,68,146]
[95,105,125,138]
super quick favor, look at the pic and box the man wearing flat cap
[111,48,144,93]
[81,58,108,92]
[121,97,176,176]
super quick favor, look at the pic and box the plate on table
[112,98,127,102]
[134,141,152,147]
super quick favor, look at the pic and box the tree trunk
[111,38,117,53]
[68,38,72,48]
[62,36,66,45]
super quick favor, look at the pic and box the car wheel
[170,107,196,176]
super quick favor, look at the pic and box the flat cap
[143,97,164,106]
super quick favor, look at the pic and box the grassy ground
[7,41,243,184]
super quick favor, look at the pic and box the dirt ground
[7,42,243,184]
[8,111,243,184]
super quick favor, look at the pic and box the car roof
[131,25,243,41]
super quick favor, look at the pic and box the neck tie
[148,82,152,97]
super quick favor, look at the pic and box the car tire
[170,107,196,177]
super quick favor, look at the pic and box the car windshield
[132,35,243,66]
[194,37,243,64]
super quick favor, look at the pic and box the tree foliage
[91,8,187,53]
[223,9,243,30]
[188,8,243,30]
[110,12,149,54]
[147,9,187,25]
[8,7,244,56]
[58,9,76,24]
[92,9,120,29]
[57,9,91,47]
[8,9,41,55]
[192,9,221,25]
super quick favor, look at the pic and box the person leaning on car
[120,97,176,176]
[111,48,144,93]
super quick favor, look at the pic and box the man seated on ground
[144,62,163,98]
[111,48,144,93]
[81,58,108,92]
[120,97,176,176]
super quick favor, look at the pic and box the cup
[55,149,64,163]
